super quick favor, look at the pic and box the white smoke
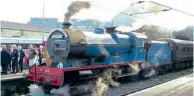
[92,69,120,96]
[28,84,45,96]
[129,1,193,31]
[50,85,70,96]
[92,77,109,96]
[50,83,95,96]
[145,68,156,77]
[128,63,141,73]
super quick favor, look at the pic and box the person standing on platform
[38,45,43,65]
[8,45,13,72]
[11,45,19,73]
[28,44,39,67]
[1,45,11,75]
[18,46,25,72]
[0,46,2,73]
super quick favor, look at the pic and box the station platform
[1,70,29,81]
[127,74,193,96]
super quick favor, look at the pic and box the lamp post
[42,0,45,42]
[171,30,173,39]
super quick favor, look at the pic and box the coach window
[176,46,178,50]
[187,47,190,52]
[190,47,192,52]
[182,47,186,53]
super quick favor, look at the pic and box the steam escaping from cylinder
[146,68,156,77]
[70,83,94,96]
[92,69,120,96]
[50,85,70,96]
[64,1,91,22]
[92,77,109,96]
[48,69,119,96]
[28,84,45,96]
[128,63,141,73]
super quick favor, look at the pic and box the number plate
[52,35,62,38]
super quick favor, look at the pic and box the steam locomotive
[26,22,193,88]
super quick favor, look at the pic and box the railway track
[1,67,192,96]
[1,78,31,96]
[106,67,193,96]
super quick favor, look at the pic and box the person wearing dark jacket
[1,45,11,75]
[18,46,25,72]
[38,45,43,65]
[11,45,19,73]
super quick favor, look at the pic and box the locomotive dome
[93,27,106,34]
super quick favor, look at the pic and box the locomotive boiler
[47,22,135,67]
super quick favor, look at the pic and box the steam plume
[92,69,120,96]
[28,84,45,96]
[64,1,91,22]
[129,1,193,31]
[50,85,70,96]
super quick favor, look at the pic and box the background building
[1,21,52,37]
[70,19,102,30]
[27,17,103,31]
[28,18,61,27]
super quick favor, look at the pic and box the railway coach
[158,38,193,68]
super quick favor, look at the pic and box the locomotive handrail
[29,63,47,74]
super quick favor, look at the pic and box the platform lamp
[170,30,173,39]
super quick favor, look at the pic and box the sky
[0,0,134,23]
[0,0,194,29]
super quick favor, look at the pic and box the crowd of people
[1,44,43,75]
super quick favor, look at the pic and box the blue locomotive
[27,22,193,87]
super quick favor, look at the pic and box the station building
[1,21,53,37]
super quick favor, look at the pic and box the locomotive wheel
[186,62,190,67]
[129,73,140,81]
[140,67,159,79]
[140,69,150,80]
[182,63,187,68]
[153,67,159,77]
[174,63,179,70]
[190,62,193,67]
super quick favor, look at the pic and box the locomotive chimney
[62,22,72,29]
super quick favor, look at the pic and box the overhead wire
[75,1,176,27]
[131,1,194,17]
[75,1,152,21]
[129,8,171,16]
